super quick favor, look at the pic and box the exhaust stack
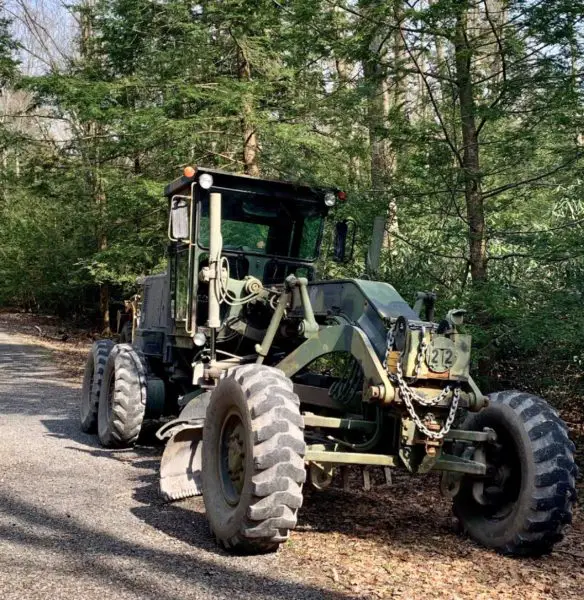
[208,192,222,329]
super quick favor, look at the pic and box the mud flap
[156,392,211,502]
[159,423,204,501]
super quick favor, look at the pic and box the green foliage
[0,13,18,85]
[1,0,584,400]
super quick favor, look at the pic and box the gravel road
[0,328,350,600]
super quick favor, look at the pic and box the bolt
[368,385,385,399]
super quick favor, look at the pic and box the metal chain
[382,321,396,368]
[413,326,428,380]
[384,321,460,440]
[400,386,460,440]
[395,360,453,406]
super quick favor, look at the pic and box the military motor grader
[80,166,576,556]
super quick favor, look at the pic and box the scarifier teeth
[160,478,203,501]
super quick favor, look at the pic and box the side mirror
[170,195,190,241]
[333,219,356,263]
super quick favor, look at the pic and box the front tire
[453,390,577,556]
[202,364,306,554]
[98,344,147,448]
[80,340,114,433]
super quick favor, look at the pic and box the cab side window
[174,245,189,322]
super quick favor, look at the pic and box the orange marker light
[183,166,196,178]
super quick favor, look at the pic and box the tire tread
[456,389,577,556]
[208,365,305,554]
[98,344,147,447]
[80,340,114,433]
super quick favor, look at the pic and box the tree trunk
[94,170,110,334]
[82,1,111,332]
[385,1,405,249]
[238,47,259,177]
[99,273,110,334]
[361,1,402,251]
[486,0,506,85]
[335,50,361,184]
[454,4,487,283]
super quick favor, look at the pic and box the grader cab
[80,166,576,556]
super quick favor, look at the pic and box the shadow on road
[130,464,222,554]
[42,416,165,448]
[0,490,358,600]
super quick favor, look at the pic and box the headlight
[324,191,336,207]
[194,332,207,347]
[199,173,214,189]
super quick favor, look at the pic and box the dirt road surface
[0,320,582,600]
[0,328,351,600]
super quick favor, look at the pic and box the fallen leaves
[4,311,582,600]
[282,469,583,600]
[0,312,97,381]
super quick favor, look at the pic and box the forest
[1,0,583,401]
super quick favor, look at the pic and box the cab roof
[164,166,334,203]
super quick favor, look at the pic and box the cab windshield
[198,189,325,260]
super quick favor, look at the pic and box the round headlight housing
[324,191,336,207]
[199,173,214,189]
[193,332,207,347]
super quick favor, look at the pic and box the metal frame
[305,448,398,467]
[277,324,395,403]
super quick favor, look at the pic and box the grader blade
[159,425,203,501]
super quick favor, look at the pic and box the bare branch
[15,0,71,67]
[390,229,467,261]
[483,154,583,199]
[399,27,463,167]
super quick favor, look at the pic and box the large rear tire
[202,364,305,554]
[453,390,577,556]
[80,340,114,433]
[98,344,147,448]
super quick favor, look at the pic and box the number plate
[426,337,457,373]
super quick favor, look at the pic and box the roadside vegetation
[2,1,584,410]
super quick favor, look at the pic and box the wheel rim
[218,409,247,506]
[471,425,522,521]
